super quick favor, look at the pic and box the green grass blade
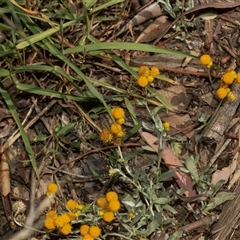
[64,42,196,59]
[0,68,10,77]
[91,0,124,13]
[16,20,75,49]
[15,81,93,101]
[0,81,39,177]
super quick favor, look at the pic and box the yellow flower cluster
[100,107,126,143]
[44,211,73,235]
[66,199,84,212]
[216,69,238,101]
[200,55,240,101]
[137,66,160,87]
[96,191,121,222]
[44,199,84,235]
[80,225,101,240]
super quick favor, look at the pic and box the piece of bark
[203,83,240,143]
[211,181,240,240]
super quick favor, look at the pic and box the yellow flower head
[137,76,148,87]
[216,87,228,99]
[98,210,104,216]
[219,80,229,88]
[128,212,134,218]
[96,197,108,209]
[60,223,72,235]
[163,122,170,131]
[83,234,94,240]
[147,75,154,83]
[103,211,114,222]
[44,217,55,230]
[66,199,78,210]
[150,67,160,77]
[80,225,90,236]
[106,191,118,201]
[228,91,236,101]
[138,66,150,76]
[236,73,240,84]
[225,88,231,94]
[108,168,116,176]
[100,129,113,143]
[111,107,125,119]
[66,212,76,220]
[116,129,125,138]
[110,123,122,135]
[89,226,101,238]
[77,204,84,210]
[200,54,213,68]
[116,117,125,125]
[46,183,58,196]
[108,200,121,212]
[61,213,71,223]
[222,69,237,84]
[46,210,57,219]
[54,214,70,228]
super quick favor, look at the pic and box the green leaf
[153,197,172,205]
[158,170,175,182]
[32,135,48,142]
[144,214,162,236]
[56,123,75,137]
[185,155,199,183]
[168,230,183,240]
[204,192,235,212]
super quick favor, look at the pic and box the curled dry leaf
[136,16,172,43]
[140,131,196,197]
[116,2,163,37]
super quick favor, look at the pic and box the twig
[107,232,134,240]
[181,215,218,232]
[7,157,54,240]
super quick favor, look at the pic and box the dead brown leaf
[158,85,192,112]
